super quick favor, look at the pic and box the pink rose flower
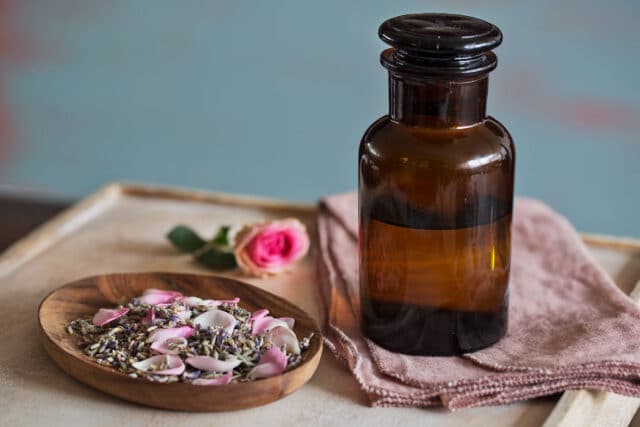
[234,218,310,277]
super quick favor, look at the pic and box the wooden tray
[1,182,640,426]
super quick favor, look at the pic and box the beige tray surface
[1,182,640,427]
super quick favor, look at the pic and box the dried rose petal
[247,347,287,379]
[175,309,192,322]
[192,309,237,334]
[179,296,240,308]
[178,296,206,307]
[279,317,295,329]
[192,372,233,386]
[142,307,155,325]
[185,356,241,372]
[144,288,183,298]
[177,297,204,307]
[150,337,187,354]
[92,307,129,326]
[266,326,300,354]
[213,297,240,306]
[132,354,185,375]
[139,289,183,305]
[147,326,194,343]
[251,316,291,336]
[250,308,269,322]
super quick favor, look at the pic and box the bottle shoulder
[359,116,514,171]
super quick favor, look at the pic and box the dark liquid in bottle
[359,13,514,356]
[360,195,511,355]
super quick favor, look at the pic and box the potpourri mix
[66,288,312,385]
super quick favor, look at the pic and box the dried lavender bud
[66,294,312,384]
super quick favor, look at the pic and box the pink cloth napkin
[316,192,640,409]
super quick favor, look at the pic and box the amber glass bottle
[359,14,515,356]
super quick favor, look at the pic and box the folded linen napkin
[316,192,640,409]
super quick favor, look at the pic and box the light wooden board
[1,182,640,427]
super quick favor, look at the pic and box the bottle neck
[389,73,489,127]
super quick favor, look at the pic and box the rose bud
[233,218,310,277]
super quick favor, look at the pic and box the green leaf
[167,225,207,252]
[167,224,237,271]
[212,225,231,246]
[195,246,237,270]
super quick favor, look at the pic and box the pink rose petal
[139,289,183,306]
[185,356,241,372]
[150,337,187,354]
[247,347,287,379]
[192,309,237,334]
[142,307,155,325]
[147,326,194,343]
[92,307,129,326]
[250,308,269,322]
[266,326,300,354]
[143,288,183,298]
[179,296,240,308]
[279,317,295,329]
[132,354,185,375]
[192,372,233,386]
[251,316,291,336]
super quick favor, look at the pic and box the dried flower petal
[185,356,241,372]
[144,288,183,298]
[175,309,192,322]
[179,296,240,308]
[147,326,194,343]
[279,317,295,329]
[193,309,237,334]
[151,337,187,354]
[132,354,185,375]
[213,297,240,306]
[142,307,155,325]
[178,296,206,307]
[247,347,287,379]
[250,308,269,322]
[192,372,232,386]
[139,289,183,305]
[251,316,291,336]
[92,307,129,326]
[266,326,301,354]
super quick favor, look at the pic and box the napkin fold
[316,192,640,409]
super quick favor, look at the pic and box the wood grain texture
[581,233,640,252]
[0,183,121,276]
[38,272,323,411]
[0,195,70,251]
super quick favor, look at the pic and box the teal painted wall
[1,0,639,236]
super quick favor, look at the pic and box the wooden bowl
[38,272,323,411]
